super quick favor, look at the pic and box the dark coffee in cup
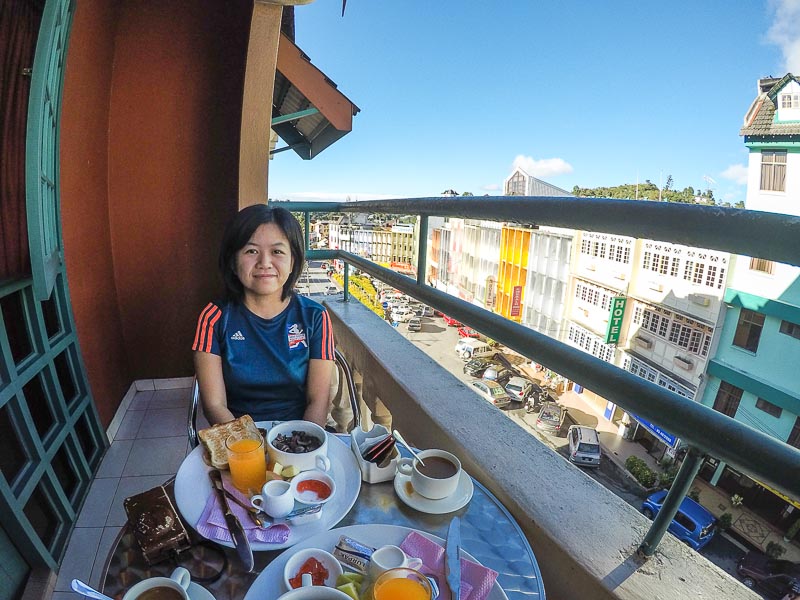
[417,456,457,479]
[136,587,185,600]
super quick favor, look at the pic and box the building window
[713,382,743,417]
[788,417,800,449]
[781,94,799,108]
[760,150,787,192]
[732,309,765,353]
[755,398,782,418]
[779,319,800,340]
[670,257,680,278]
[692,262,705,285]
[749,257,774,274]
[506,171,526,196]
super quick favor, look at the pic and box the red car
[458,327,480,338]
[442,314,463,327]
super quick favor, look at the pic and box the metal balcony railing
[272,196,800,556]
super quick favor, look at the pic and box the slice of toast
[197,414,260,470]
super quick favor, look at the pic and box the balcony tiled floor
[52,380,202,599]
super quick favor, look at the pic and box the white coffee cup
[396,449,462,500]
[367,545,423,581]
[251,479,295,518]
[122,567,191,600]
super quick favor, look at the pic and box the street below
[308,265,752,588]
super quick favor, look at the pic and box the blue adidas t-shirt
[192,294,335,422]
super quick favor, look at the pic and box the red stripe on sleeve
[192,303,220,353]
[192,303,215,350]
[203,310,221,353]
[322,310,335,360]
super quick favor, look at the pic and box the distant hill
[572,180,719,205]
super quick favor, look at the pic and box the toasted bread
[198,415,260,469]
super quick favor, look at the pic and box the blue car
[641,490,717,551]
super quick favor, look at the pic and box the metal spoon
[70,579,114,600]
[392,429,426,467]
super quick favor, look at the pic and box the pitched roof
[740,73,800,137]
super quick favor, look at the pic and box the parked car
[325,285,339,295]
[392,306,415,322]
[482,366,517,387]
[415,305,434,318]
[536,401,567,435]
[463,358,500,378]
[640,490,717,551]
[736,551,800,597]
[469,379,513,408]
[567,425,601,467]
[406,318,422,332]
[504,376,536,401]
[457,326,480,338]
[442,314,463,327]
[455,338,494,360]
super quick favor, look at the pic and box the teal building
[699,74,800,526]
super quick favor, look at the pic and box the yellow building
[497,226,531,321]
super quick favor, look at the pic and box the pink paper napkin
[195,471,290,544]
[401,531,499,600]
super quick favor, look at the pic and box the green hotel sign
[605,296,627,344]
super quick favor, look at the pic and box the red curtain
[0,0,44,280]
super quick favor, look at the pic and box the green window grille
[1,0,107,585]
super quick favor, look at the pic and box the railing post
[417,215,428,287]
[343,262,350,302]
[638,446,706,557]
[304,211,310,251]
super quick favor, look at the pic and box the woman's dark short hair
[218,205,305,303]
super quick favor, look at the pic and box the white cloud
[720,164,749,185]
[482,183,501,191]
[511,155,573,178]
[767,0,800,73]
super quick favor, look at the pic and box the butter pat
[271,462,284,475]
[282,465,300,478]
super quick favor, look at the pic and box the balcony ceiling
[272,33,360,159]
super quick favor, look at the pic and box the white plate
[243,524,508,600]
[174,428,361,550]
[188,582,215,600]
[393,470,474,514]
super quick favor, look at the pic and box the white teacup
[267,420,331,473]
[368,544,423,581]
[396,449,462,500]
[122,567,191,600]
[251,479,295,518]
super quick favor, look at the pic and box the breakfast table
[100,435,546,600]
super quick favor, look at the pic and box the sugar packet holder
[350,424,399,483]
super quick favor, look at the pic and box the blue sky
[269,1,800,206]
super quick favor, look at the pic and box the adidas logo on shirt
[230,330,245,341]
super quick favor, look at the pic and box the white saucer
[393,470,474,514]
[188,582,215,600]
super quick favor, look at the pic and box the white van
[454,338,494,360]
[567,425,601,467]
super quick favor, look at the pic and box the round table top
[102,442,545,600]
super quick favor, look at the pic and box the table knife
[445,517,461,600]
[209,469,254,572]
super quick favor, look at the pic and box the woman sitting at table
[192,205,335,427]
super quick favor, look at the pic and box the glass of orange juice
[372,567,432,600]
[226,432,266,495]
